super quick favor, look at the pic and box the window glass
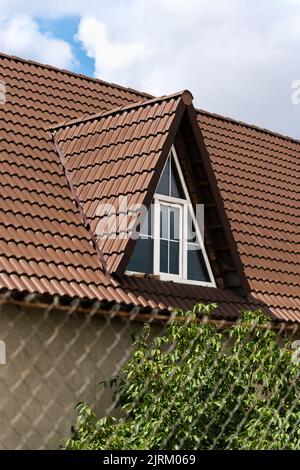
[160,204,168,239]
[170,158,185,199]
[140,205,152,236]
[160,240,168,273]
[159,204,180,275]
[187,209,197,243]
[169,241,179,274]
[156,155,185,199]
[170,206,179,241]
[127,237,153,274]
[127,151,213,285]
[187,244,210,282]
[156,158,170,196]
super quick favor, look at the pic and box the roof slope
[0,52,299,321]
[0,53,249,318]
[197,110,300,321]
[53,91,192,273]
[0,53,145,300]
[120,274,258,319]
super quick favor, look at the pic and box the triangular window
[156,155,185,199]
[127,149,215,287]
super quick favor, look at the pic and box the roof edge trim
[2,290,296,328]
[51,131,110,278]
[186,105,252,295]
[115,96,189,275]
[50,90,194,131]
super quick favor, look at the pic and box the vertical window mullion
[182,204,187,280]
[168,157,171,197]
[153,199,160,275]
[177,205,181,278]
[167,207,170,273]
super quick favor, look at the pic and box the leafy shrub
[62,304,300,450]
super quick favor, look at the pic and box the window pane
[156,157,170,196]
[140,205,152,236]
[127,237,153,274]
[160,204,168,239]
[187,244,210,282]
[187,209,197,243]
[170,206,180,241]
[169,241,179,275]
[160,240,168,273]
[170,158,185,199]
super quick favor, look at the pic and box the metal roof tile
[0,53,299,321]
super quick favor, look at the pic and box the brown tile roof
[197,110,300,322]
[0,52,299,322]
[0,52,151,302]
[53,91,193,273]
[0,52,246,318]
[119,274,259,320]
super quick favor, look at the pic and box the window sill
[125,271,216,288]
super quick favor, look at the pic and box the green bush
[62,304,300,450]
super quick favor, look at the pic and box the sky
[1,0,300,138]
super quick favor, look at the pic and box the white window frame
[126,146,216,287]
[153,198,183,279]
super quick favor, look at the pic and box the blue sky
[1,0,300,138]
[38,16,94,76]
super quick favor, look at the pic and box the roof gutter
[1,291,298,333]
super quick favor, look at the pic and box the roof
[197,110,300,321]
[0,52,299,322]
[53,91,192,274]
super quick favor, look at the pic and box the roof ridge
[51,90,193,131]
[197,107,300,147]
[0,50,153,99]
[2,51,299,145]
[2,50,299,145]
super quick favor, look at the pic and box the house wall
[0,302,298,449]
[0,302,148,450]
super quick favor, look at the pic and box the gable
[53,91,192,274]
[126,150,215,285]
[53,92,248,294]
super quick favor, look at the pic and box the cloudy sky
[1,0,300,138]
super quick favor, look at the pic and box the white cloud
[1,1,300,136]
[0,0,123,21]
[109,0,300,138]
[76,16,146,83]
[0,15,75,68]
